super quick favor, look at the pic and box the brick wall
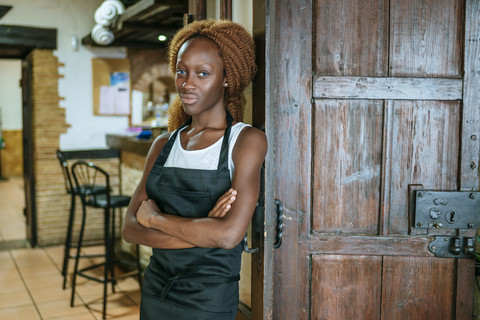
[30,49,121,246]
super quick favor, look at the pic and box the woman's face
[175,37,226,116]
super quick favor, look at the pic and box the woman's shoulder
[146,131,173,160]
[233,125,267,154]
[152,131,173,148]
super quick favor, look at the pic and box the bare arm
[136,127,267,249]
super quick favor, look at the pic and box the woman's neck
[189,108,227,133]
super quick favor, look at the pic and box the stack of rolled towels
[91,0,125,45]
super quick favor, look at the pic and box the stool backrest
[56,150,75,195]
[71,161,111,208]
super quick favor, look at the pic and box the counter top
[106,134,153,156]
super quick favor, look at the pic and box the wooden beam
[118,0,185,24]
[308,235,434,257]
[0,25,56,49]
[121,22,178,35]
[81,35,167,49]
[189,0,206,21]
[220,0,232,20]
[313,76,463,100]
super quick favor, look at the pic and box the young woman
[122,19,267,319]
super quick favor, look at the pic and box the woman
[122,19,267,319]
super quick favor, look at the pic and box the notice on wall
[92,58,130,116]
[98,72,130,115]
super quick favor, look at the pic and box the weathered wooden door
[265,0,480,319]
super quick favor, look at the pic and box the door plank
[381,256,455,320]
[461,0,480,190]
[269,1,312,319]
[390,0,464,77]
[314,0,388,76]
[311,255,382,320]
[388,100,460,235]
[456,259,475,319]
[313,99,383,234]
[313,76,463,100]
[308,235,433,257]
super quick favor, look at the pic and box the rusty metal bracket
[414,190,480,229]
[429,236,476,258]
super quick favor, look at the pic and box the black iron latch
[414,190,479,258]
[414,190,480,229]
[429,236,476,258]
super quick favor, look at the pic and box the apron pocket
[155,185,211,217]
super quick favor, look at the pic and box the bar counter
[106,134,153,157]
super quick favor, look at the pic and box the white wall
[0,60,22,130]
[0,0,130,149]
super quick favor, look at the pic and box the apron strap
[217,111,233,170]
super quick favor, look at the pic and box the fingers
[208,189,237,218]
[216,189,237,208]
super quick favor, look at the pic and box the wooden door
[22,57,37,246]
[265,0,480,319]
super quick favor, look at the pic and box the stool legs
[103,207,110,320]
[70,199,87,308]
[69,204,140,319]
[109,208,117,293]
[62,192,76,289]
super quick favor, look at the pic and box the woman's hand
[136,199,162,228]
[208,188,237,218]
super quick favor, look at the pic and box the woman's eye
[176,69,186,76]
[199,71,209,77]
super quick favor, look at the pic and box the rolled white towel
[94,0,125,27]
[91,24,114,45]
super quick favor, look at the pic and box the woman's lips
[180,93,198,104]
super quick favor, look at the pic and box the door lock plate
[414,190,480,229]
[429,236,476,258]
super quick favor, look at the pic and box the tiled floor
[0,246,141,319]
[0,177,141,319]
[0,177,26,242]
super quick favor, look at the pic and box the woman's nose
[182,75,196,89]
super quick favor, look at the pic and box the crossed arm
[121,127,267,249]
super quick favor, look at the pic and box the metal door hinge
[414,190,480,229]
[429,236,476,258]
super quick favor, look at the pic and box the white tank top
[164,122,251,181]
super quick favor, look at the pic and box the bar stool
[56,150,108,289]
[70,160,142,319]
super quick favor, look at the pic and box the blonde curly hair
[167,19,257,131]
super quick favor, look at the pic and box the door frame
[0,25,57,247]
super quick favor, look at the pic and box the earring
[224,83,228,87]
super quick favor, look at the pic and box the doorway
[0,58,27,249]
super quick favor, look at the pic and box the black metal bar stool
[70,160,142,319]
[56,150,108,289]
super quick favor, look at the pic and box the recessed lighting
[158,35,167,42]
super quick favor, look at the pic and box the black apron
[140,112,242,320]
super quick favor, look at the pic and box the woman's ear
[223,74,228,87]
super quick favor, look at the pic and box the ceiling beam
[82,35,168,49]
[0,25,56,49]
